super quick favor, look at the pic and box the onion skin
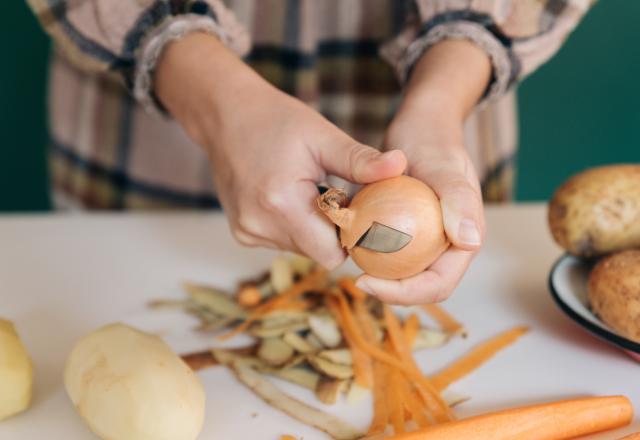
[318,176,448,279]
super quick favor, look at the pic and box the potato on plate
[548,165,640,257]
[589,250,640,343]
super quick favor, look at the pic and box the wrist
[154,32,266,146]
[399,39,491,121]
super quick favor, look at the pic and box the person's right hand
[156,33,407,269]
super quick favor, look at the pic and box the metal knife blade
[355,222,412,253]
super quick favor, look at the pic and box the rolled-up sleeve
[26,0,250,111]
[381,0,592,102]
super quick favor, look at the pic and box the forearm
[394,40,491,140]
[387,39,491,158]
[155,33,264,148]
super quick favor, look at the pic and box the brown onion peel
[317,176,449,280]
[316,188,353,230]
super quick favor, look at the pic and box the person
[26,0,589,304]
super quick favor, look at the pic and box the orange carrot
[422,304,465,336]
[218,270,325,340]
[387,396,633,440]
[403,313,421,347]
[383,305,453,423]
[619,433,640,440]
[338,277,367,301]
[326,295,373,388]
[430,326,528,391]
[280,435,297,440]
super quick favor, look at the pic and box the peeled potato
[548,165,640,257]
[0,319,34,421]
[65,323,205,440]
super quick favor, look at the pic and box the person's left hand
[355,97,485,305]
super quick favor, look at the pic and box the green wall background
[1,1,638,212]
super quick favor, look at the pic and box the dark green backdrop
[1,1,638,212]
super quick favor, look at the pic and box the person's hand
[155,33,407,269]
[355,39,492,304]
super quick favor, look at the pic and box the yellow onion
[317,175,448,279]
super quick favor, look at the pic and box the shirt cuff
[134,14,248,114]
[382,19,517,104]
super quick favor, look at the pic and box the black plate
[548,254,640,358]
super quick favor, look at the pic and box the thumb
[433,177,485,251]
[317,137,407,184]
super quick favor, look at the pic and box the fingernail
[355,279,375,296]
[458,219,481,246]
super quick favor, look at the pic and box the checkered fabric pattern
[26,0,592,209]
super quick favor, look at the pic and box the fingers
[316,136,407,184]
[259,181,347,270]
[355,248,474,305]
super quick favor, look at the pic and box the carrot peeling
[367,359,390,435]
[403,313,421,347]
[329,293,450,420]
[218,270,326,340]
[338,277,367,301]
[388,365,406,434]
[383,306,453,423]
[387,396,633,440]
[326,293,373,388]
[422,304,465,336]
[430,326,529,391]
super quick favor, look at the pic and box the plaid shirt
[27,0,591,209]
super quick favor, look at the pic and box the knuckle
[257,186,287,213]
[231,227,257,247]
[236,210,266,238]
[431,286,453,303]
[347,144,377,176]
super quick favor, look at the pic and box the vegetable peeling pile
[151,255,536,439]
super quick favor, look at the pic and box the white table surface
[0,204,637,440]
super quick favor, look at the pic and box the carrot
[383,305,453,423]
[280,435,296,440]
[430,326,528,391]
[387,396,633,440]
[403,313,420,347]
[326,294,373,388]
[338,277,367,301]
[422,304,465,336]
[218,270,326,340]
[619,433,640,440]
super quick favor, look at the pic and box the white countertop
[0,204,637,439]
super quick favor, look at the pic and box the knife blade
[355,222,412,253]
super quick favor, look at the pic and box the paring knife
[355,222,413,253]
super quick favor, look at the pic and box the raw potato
[0,319,34,421]
[65,323,205,440]
[589,250,640,342]
[548,165,640,257]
